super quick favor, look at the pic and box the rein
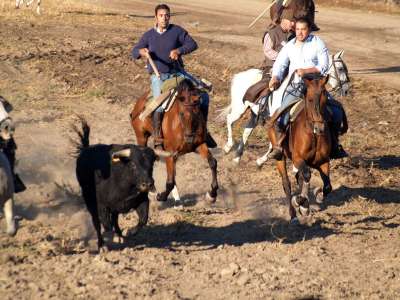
[328,55,350,96]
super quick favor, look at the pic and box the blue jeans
[151,71,209,113]
[278,80,306,128]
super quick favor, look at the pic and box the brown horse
[268,75,332,222]
[130,79,218,203]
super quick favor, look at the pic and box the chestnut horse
[268,75,332,222]
[130,79,218,203]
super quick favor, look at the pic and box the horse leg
[197,143,218,202]
[256,142,273,169]
[233,112,257,164]
[292,160,311,216]
[276,158,296,221]
[314,162,332,204]
[224,105,246,154]
[157,156,176,202]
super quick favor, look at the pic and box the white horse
[221,50,350,165]
[15,0,41,14]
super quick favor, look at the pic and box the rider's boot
[330,130,348,159]
[269,122,286,160]
[200,102,217,148]
[152,110,164,150]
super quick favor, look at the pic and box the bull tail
[70,115,91,157]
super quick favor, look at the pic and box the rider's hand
[139,48,150,59]
[269,77,280,91]
[169,49,180,60]
[296,68,306,77]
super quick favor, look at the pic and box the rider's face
[155,9,170,30]
[295,22,310,42]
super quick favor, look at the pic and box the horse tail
[70,115,90,157]
[215,104,231,123]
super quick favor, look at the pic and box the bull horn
[154,148,174,158]
[112,148,131,159]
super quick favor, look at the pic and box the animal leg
[82,188,103,251]
[276,158,295,221]
[3,197,16,236]
[157,156,175,202]
[224,106,246,154]
[292,160,311,216]
[197,143,218,202]
[234,112,257,164]
[315,162,332,204]
[111,212,122,237]
[256,143,273,169]
[128,199,149,237]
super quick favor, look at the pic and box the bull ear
[111,148,131,163]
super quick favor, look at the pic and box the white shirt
[272,34,329,81]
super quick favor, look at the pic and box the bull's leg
[224,106,246,154]
[111,212,122,237]
[276,158,295,221]
[157,156,175,202]
[234,112,257,164]
[128,199,149,237]
[314,162,332,204]
[3,197,16,236]
[82,188,103,251]
[197,143,218,202]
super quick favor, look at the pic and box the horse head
[328,50,351,97]
[303,74,329,126]
[175,79,203,144]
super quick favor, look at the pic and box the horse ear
[321,75,329,86]
[334,50,344,59]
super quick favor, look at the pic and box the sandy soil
[0,0,399,299]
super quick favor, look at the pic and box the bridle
[328,55,350,96]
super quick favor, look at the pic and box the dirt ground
[0,0,399,299]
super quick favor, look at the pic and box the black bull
[72,118,164,251]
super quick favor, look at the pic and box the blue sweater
[132,24,198,74]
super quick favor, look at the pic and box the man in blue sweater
[132,4,215,149]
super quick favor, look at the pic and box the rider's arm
[263,33,279,61]
[314,36,329,75]
[132,32,149,60]
[176,26,198,55]
[271,43,290,81]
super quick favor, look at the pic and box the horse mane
[176,78,196,94]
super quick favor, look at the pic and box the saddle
[138,77,185,121]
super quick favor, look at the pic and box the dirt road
[0,1,399,299]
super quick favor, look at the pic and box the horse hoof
[299,205,310,216]
[156,193,167,202]
[205,192,216,203]
[313,187,324,204]
[149,191,157,201]
[291,195,300,208]
[224,143,233,154]
[232,157,240,165]
[289,217,300,226]
[256,159,265,169]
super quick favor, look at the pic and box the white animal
[15,0,41,15]
[221,50,350,165]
